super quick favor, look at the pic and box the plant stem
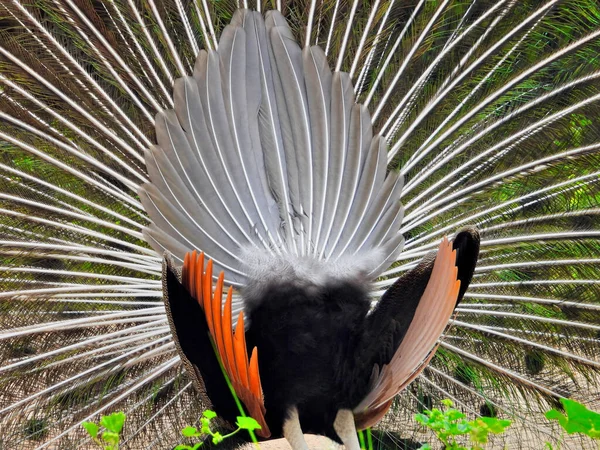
[210,334,259,445]
[358,430,366,450]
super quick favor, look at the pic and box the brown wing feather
[354,237,461,428]
[183,251,271,438]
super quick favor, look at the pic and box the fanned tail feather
[0,0,599,447]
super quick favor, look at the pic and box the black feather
[244,280,371,442]
[452,227,481,306]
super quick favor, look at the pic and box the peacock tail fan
[0,0,599,448]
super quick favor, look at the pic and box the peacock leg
[333,409,361,450]
[282,406,309,450]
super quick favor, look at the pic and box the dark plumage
[246,280,371,441]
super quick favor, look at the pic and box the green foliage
[545,398,600,448]
[416,398,600,450]
[203,410,217,420]
[235,416,261,431]
[76,399,600,450]
[100,411,126,435]
[176,410,261,449]
[82,421,99,440]
[415,399,511,450]
[546,398,600,438]
[81,411,126,450]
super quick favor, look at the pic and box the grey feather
[326,103,373,257]
[143,146,246,262]
[354,171,405,253]
[319,71,355,257]
[333,134,388,257]
[368,232,406,279]
[171,77,252,246]
[143,225,189,263]
[143,225,244,288]
[152,112,252,250]
[242,11,283,234]
[268,11,314,252]
[147,10,400,280]
[251,11,299,251]
[303,45,332,255]
[219,22,280,246]
[193,50,266,246]
[139,184,245,279]
[362,198,404,252]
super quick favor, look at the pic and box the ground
[239,435,341,449]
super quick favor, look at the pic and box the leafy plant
[175,409,262,449]
[545,398,600,449]
[82,411,126,450]
[415,399,511,450]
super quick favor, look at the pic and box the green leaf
[546,398,600,437]
[414,413,429,425]
[446,409,467,421]
[203,410,217,420]
[182,426,201,438]
[236,416,262,431]
[212,431,224,444]
[456,422,470,433]
[415,398,514,449]
[418,445,432,450]
[479,417,512,433]
[174,445,193,450]
[546,409,565,422]
[192,443,204,450]
[100,411,126,434]
[101,430,119,446]
[82,421,99,439]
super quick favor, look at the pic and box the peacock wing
[162,253,240,430]
[354,230,480,429]
[165,251,270,438]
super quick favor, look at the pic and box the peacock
[0,0,599,449]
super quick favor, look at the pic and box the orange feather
[248,347,261,401]
[212,272,226,367]
[233,312,249,388]
[182,252,190,293]
[195,252,204,309]
[181,252,268,438]
[189,250,197,299]
[222,286,236,381]
[203,259,214,337]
